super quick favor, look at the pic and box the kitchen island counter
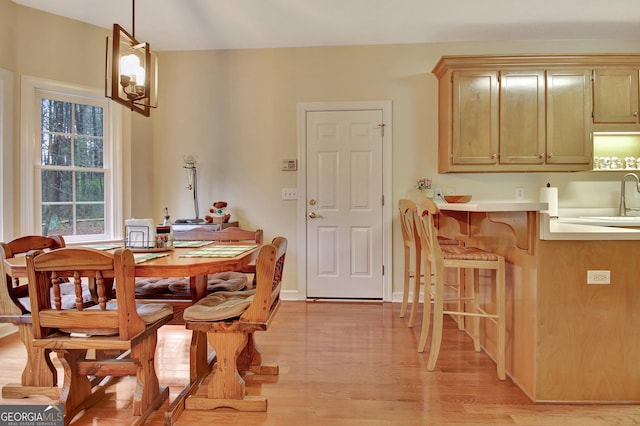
[435,204,640,403]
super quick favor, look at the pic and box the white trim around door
[291,100,393,301]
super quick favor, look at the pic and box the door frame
[295,101,393,301]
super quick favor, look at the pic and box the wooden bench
[166,236,286,423]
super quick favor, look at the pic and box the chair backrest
[415,198,443,263]
[173,226,264,244]
[26,247,146,340]
[0,235,66,315]
[399,199,420,249]
[240,236,287,323]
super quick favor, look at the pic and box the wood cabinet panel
[452,71,499,165]
[593,68,639,124]
[546,69,592,165]
[499,70,545,164]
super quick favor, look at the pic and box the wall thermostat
[281,159,297,171]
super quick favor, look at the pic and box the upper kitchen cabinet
[546,69,592,165]
[499,70,546,165]
[592,68,640,127]
[433,54,640,173]
[451,70,499,165]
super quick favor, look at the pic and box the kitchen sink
[579,216,640,221]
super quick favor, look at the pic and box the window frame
[20,76,123,243]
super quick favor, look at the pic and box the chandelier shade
[105,19,157,116]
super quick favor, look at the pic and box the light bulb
[120,53,140,81]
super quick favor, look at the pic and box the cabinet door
[499,70,545,164]
[452,71,499,165]
[546,69,592,165]
[593,68,639,123]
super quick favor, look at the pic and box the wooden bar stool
[398,199,423,326]
[415,198,506,380]
[399,199,464,328]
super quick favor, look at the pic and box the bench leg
[238,332,279,376]
[131,332,170,423]
[189,330,210,381]
[186,331,267,412]
[56,349,96,425]
[2,324,59,399]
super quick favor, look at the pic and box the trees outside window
[40,98,106,236]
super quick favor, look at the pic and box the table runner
[179,245,257,258]
[134,252,171,264]
[81,243,122,251]
[173,240,214,248]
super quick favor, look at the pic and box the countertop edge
[540,214,640,241]
[437,201,547,212]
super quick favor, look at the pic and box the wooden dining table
[1,241,260,399]
[3,242,259,303]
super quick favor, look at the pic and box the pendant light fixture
[105,0,158,116]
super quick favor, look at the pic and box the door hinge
[378,123,386,136]
[382,265,385,276]
[381,194,384,206]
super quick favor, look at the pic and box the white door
[305,109,384,299]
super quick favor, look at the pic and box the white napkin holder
[125,218,156,248]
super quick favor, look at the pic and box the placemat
[134,252,170,264]
[82,244,122,251]
[179,245,257,258]
[173,240,213,248]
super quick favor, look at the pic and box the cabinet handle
[539,152,545,158]
[548,152,554,158]
[634,111,638,117]
[491,153,497,159]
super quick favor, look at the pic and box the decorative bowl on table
[443,195,472,203]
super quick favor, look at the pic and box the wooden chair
[173,226,263,245]
[0,235,66,399]
[172,237,287,418]
[399,199,463,328]
[415,198,506,380]
[26,247,174,424]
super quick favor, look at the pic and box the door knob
[308,212,318,219]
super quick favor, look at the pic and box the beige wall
[3,0,640,297]
[155,40,640,297]
[0,0,14,70]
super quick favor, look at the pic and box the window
[21,76,123,243]
[40,98,107,236]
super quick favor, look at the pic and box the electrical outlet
[587,270,610,285]
[515,187,524,200]
[281,188,297,200]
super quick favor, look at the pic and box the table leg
[189,275,208,302]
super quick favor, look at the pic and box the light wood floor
[1,301,638,425]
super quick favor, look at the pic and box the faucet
[618,173,640,216]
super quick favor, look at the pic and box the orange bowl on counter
[443,195,472,203]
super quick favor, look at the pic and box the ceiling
[11,0,640,51]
